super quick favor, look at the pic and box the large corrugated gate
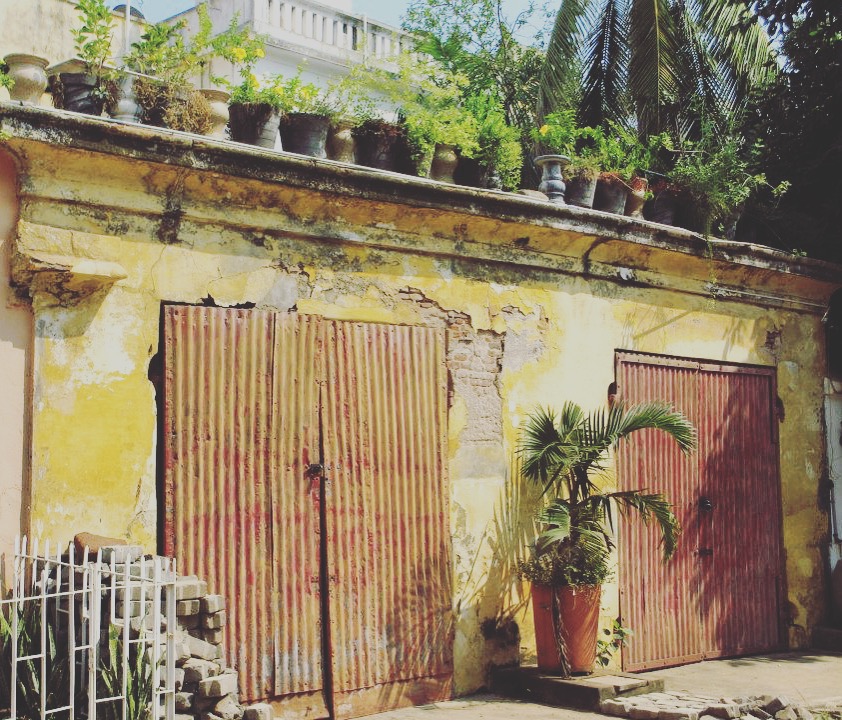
[162,306,452,719]
[615,351,784,671]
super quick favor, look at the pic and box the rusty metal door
[163,306,328,715]
[321,321,453,719]
[616,351,783,671]
[163,308,451,719]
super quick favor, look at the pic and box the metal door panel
[616,355,703,670]
[321,321,452,718]
[616,351,783,671]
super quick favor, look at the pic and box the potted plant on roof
[272,68,334,158]
[122,5,218,133]
[519,401,694,675]
[534,110,596,207]
[458,93,523,190]
[52,0,115,116]
[394,58,480,182]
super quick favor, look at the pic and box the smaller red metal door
[616,352,783,671]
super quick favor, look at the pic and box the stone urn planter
[429,143,459,183]
[327,120,356,163]
[4,53,48,104]
[228,102,281,149]
[534,154,570,204]
[199,89,230,139]
[279,112,330,158]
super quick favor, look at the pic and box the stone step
[491,666,664,711]
[812,626,842,652]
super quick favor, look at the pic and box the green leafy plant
[465,93,523,190]
[0,600,71,720]
[518,402,695,588]
[71,0,115,100]
[390,55,480,163]
[0,60,13,91]
[668,127,790,236]
[100,625,154,720]
[596,619,633,667]
[124,3,219,131]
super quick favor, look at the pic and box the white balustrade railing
[252,0,415,62]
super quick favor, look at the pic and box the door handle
[699,497,714,512]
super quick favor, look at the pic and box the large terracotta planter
[532,584,601,675]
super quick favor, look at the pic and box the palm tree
[519,401,695,587]
[539,0,778,140]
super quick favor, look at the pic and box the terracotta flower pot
[624,176,649,218]
[532,584,601,675]
[4,53,48,104]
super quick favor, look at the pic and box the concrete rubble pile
[601,692,841,720]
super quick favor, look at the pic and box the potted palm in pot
[519,401,695,676]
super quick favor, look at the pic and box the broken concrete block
[203,610,227,630]
[197,673,238,699]
[775,708,798,720]
[601,699,630,716]
[175,692,194,712]
[201,713,224,720]
[660,711,700,720]
[186,634,219,662]
[631,704,662,720]
[705,704,742,719]
[177,599,201,616]
[202,595,226,614]
[174,714,194,720]
[765,699,791,716]
[203,628,224,645]
[183,658,218,685]
[177,614,201,631]
[174,668,185,692]
[213,694,243,720]
[176,576,208,601]
[243,704,272,720]
[116,600,154,618]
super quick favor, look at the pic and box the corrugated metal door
[616,352,783,671]
[164,309,451,719]
[321,321,453,719]
[163,307,328,715]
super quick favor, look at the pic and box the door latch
[699,497,714,512]
[306,463,324,477]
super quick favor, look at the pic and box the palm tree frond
[539,0,594,116]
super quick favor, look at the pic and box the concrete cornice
[1,102,839,313]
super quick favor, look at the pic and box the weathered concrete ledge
[0,101,839,312]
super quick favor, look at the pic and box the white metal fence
[0,537,176,720]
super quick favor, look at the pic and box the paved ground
[369,652,842,720]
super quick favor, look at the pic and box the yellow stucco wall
[0,112,835,694]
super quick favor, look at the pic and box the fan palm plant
[539,0,778,141]
[519,401,695,675]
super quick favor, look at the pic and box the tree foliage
[739,0,842,260]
